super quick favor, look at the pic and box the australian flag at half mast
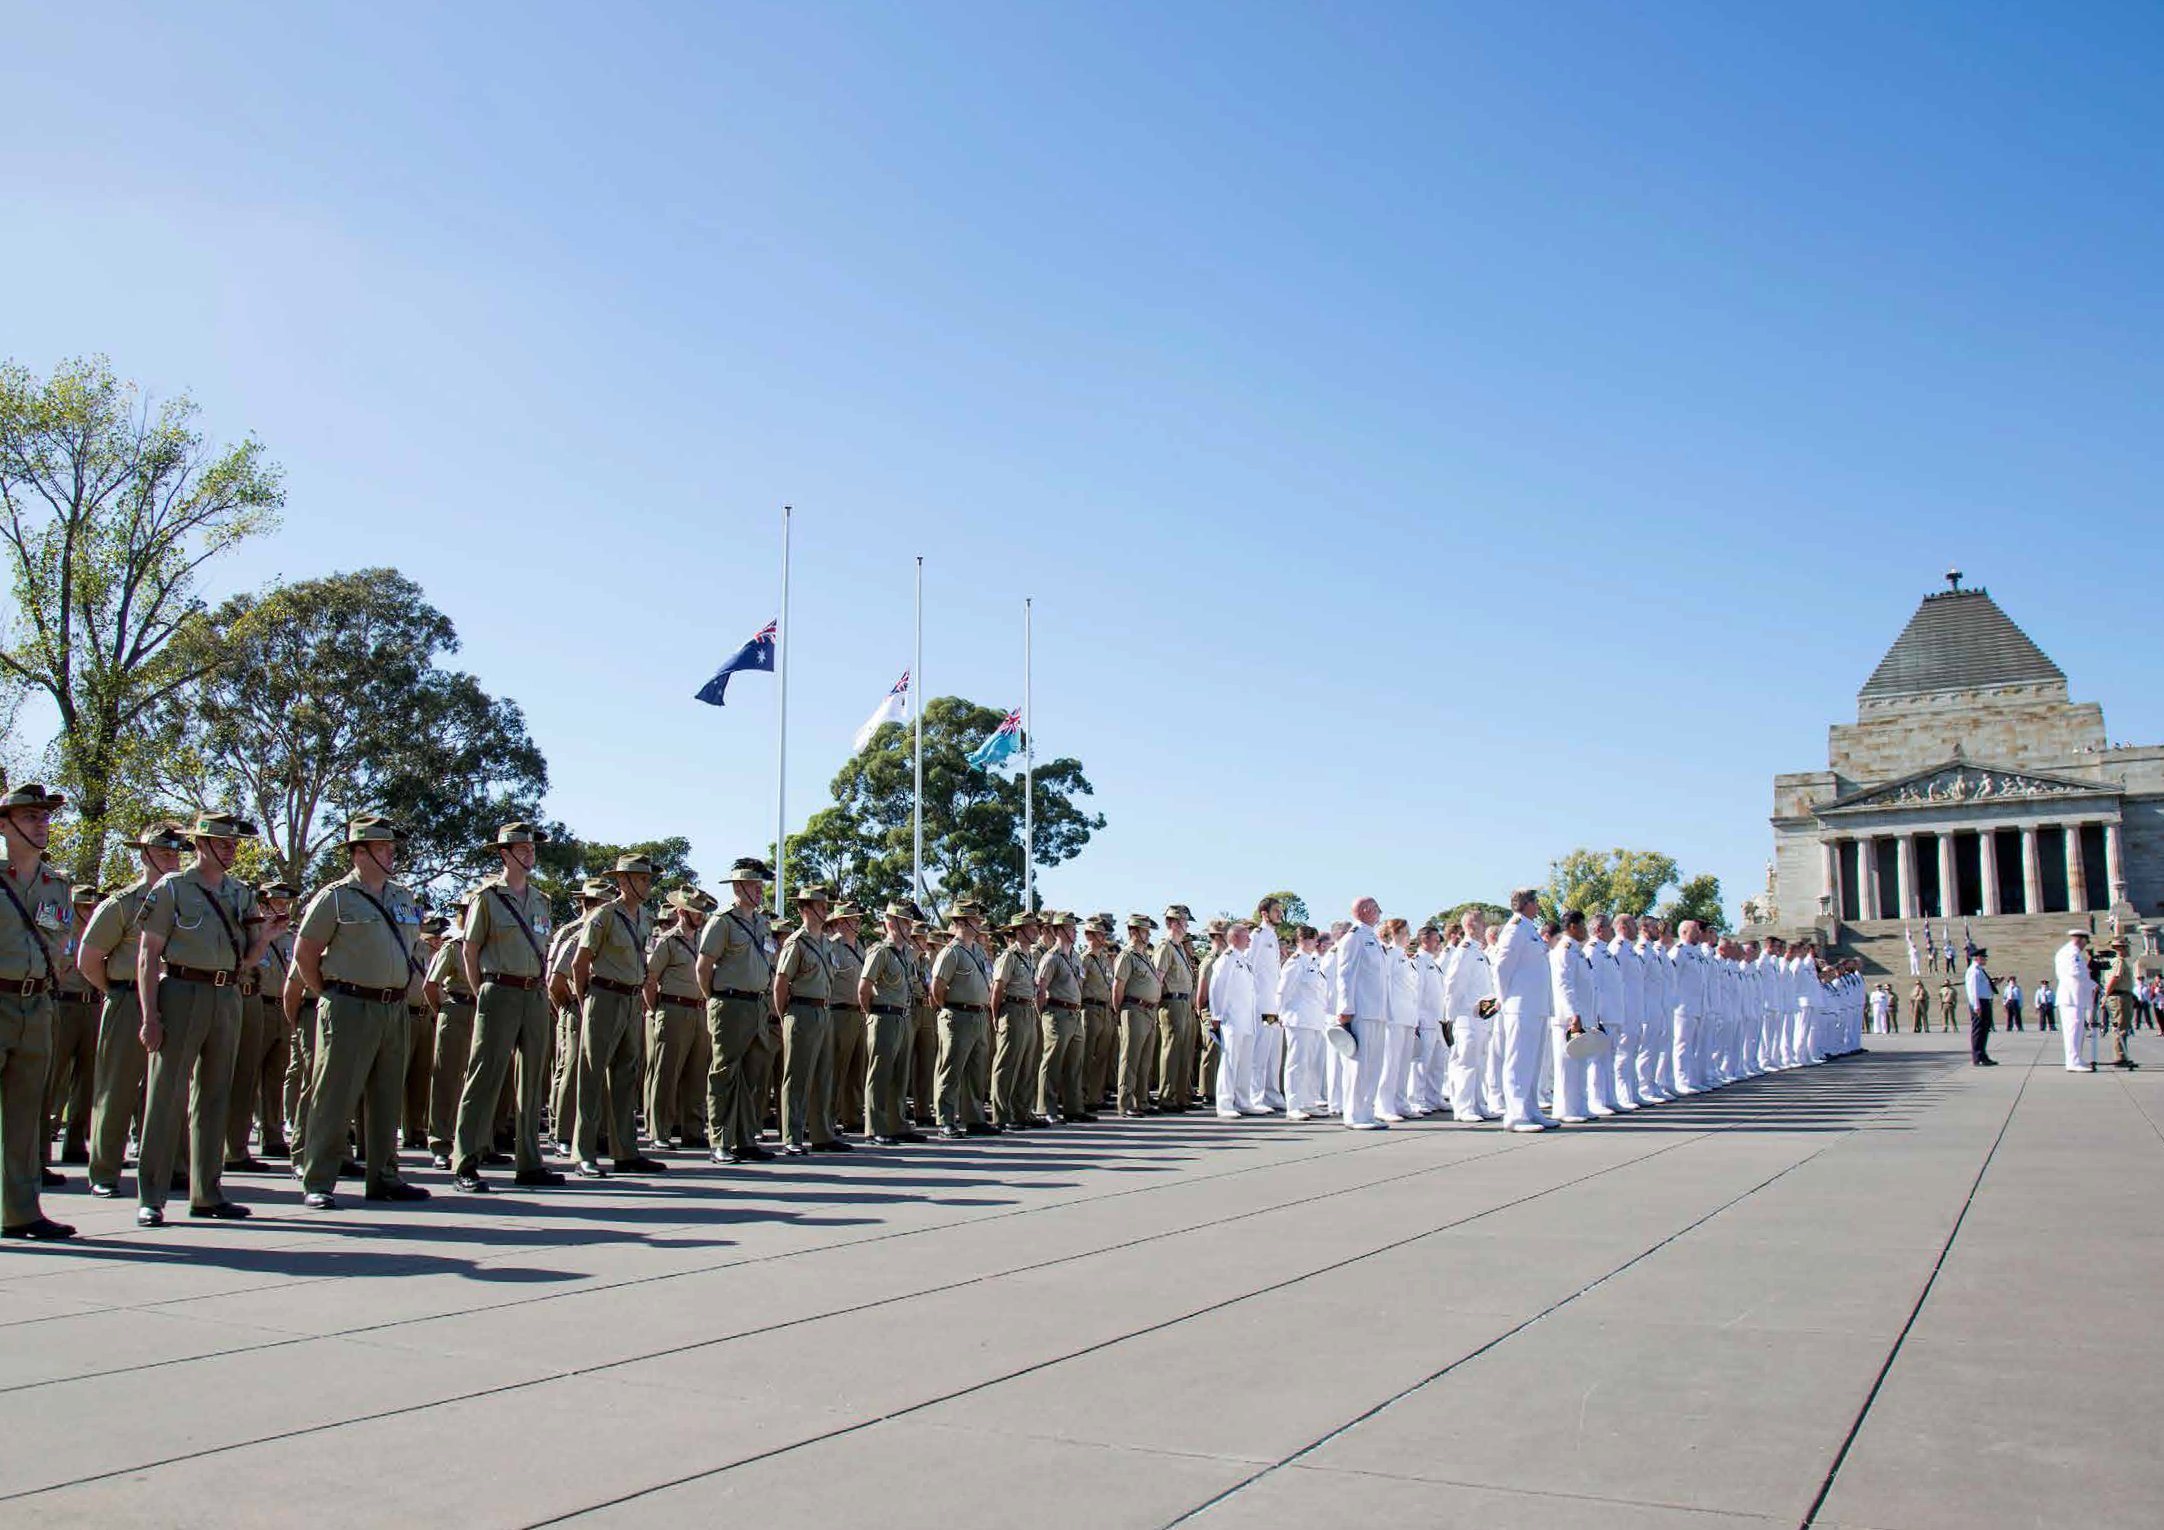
[694,619,777,707]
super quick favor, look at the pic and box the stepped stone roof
[1859,587,2063,701]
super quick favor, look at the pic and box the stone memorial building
[1766,574,2163,979]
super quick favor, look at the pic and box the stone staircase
[1827,913,2113,991]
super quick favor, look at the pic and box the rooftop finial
[1945,567,1964,593]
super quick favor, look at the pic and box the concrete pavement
[1,1030,2155,1528]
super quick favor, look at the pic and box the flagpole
[775,504,792,917]
[913,555,924,907]
[1023,596,1034,915]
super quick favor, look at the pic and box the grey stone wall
[1830,690,2105,783]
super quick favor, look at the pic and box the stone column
[2066,823,2089,914]
[1821,838,1841,917]
[1979,830,2001,916]
[1860,836,1881,920]
[1937,832,1958,920]
[2105,821,2128,906]
[2021,826,2043,914]
[1896,834,1916,919]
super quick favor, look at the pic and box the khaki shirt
[261,931,294,1003]
[81,878,157,985]
[58,910,95,996]
[296,873,422,991]
[863,938,912,1012]
[1037,948,1081,1005]
[1115,947,1162,1006]
[647,927,702,1000]
[698,904,774,996]
[1155,938,1194,999]
[580,901,652,988]
[549,920,584,981]
[909,950,934,1009]
[777,929,832,1005]
[427,937,473,1001]
[993,946,1036,1010]
[463,879,554,980]
[931,941,992,1008]
[0,856,73,984]
[1080,948,1114,1004]
[141,865,260,977]
[1197,950,1222,1015]
[828,937,866,1010]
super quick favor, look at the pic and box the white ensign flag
[853,671,911,752]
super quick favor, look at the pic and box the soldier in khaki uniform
[1196,918,1230,1108]
[134,811,275,1225]
[424,900,476,1168]
[826,903,868,1135]
[1079,917,1118,1108]
[1155,905,1199,1111]
[906,921,939,1127]
[696,857,777,1166]
[224,879,298,1168]
[292,813,431,1210]
[645,887,712,1147]
[402,916,447,1149]
[1112,915,1163,1116]
[990,914,1046,1128]
[548,879,609,1152]
[572,854,667,1178]
[2103,939,2141,1069]
[79,821,189,1199]
[859,902,923,1145]
[772,883,842,1155]
[0,784,78,1239]
[930,901,995,1137]
[1036,912,1091,1122]
[42,883,101,1178]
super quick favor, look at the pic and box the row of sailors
[1198,891,1862,1131]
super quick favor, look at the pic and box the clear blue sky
[7,1,2161,923]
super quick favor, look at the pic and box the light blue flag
[967,709,1023,770]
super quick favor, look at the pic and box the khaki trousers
[705,995,774,1156]
[865,1008,910,1138]
[907,1005,938,1123]
[429,998,475,1155]
[137,976,241,1212]
[936,1009,989,1129]
[1082,1002,1115,1106]
[575,988,642,1164]
[1118,1003,1156,1114]
[1157,999,1198,1109]
[88,985,147,1187]
[300,993,406,1196]
[454,982,550,1175]
[991,1003,1038,1125]
[551,1003,579,1143]
[780,1000,834,1147]
[0,988,54,1228]
[830,1004,866,1132]
[225,994,290,1157]
[285,998,320,1156]
[397,1008,433,1143]
[679,1020,711,1139]
[646,1001,700,1143]
[1038,1006,1086,1119]
[44,994,97,1161]
[1197,1016,1221,1102]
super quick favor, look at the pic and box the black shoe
[871,1135,900,1147]
[896,1130,928,1143]
[575,1160,610,1178]
[681,1132,711,1150]
[1029,1115,1057,1128]
[482,1150,514,1167]
[512,1168,565,1187]
[712,1148,745,1165]
[809,1140,852,1153]
[189,1201,251,1220]
[88,1181,118,1198]
[136,1206,164,1227]
[429,1152,452,1171]
[2,1216,76,1240]
[1071,1112,1100,1123]
[743,1144,776,1162]
[936,1127,968,1140]
[224,1156,268,1174]
[401,1135,425,1151]
[454,1173,489,1193]
[613,1155,668,1173]
[260,1141,291,1159]
[364,1182,432,1202]
[780,1143,809,1157]
[303,1192,337,1210]
[963,1122,997,1136]
[57,1146,87,1166]
[40,1167,64,1189]
[338,1158,365,1181]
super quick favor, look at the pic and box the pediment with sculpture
[1820,760,2118,816]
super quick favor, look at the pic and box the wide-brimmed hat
[829,901,865,921]
[195,810,261,841]
[611,854,657,877]
[666,886,716,914]
[1042,911,1073,930]
[421,914,451,936]
[882,900,919,922]
[491,821,550,848]
[0,783,66,814]
[123,819,191,852]
[256,879,301,901]
[579,877,615,900]
[1205,918,1230,935]
[1163,904,1193,923]
[1083,916,1114,935]
[1127,913,1158,929]
[727,856,774,882]
[341,813,401,846]
[949,899,987,924]
[69,883,99,903]
[795,882,835,905]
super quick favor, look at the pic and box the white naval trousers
[1340,1019,1387,1127]
[2062,996,2091,1069]
[1671,1006,1700,1092]
[1446,1013,1492,1120]
[1215,1024,1259,1117]
[1607,1015,1641,1107]
[1283,1026,1329,1110]
[1376,1023,1417,1118]
[1412,1021,1446,1112]
[1550,1021,1593,1120]
[1639,1004,1671,1100]
[1250,1020,1285,1109]
[1498,1003,1547,1129]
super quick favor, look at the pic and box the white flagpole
[774,504,792,917]
[913,555,924,907]
[1023,596,1034,915]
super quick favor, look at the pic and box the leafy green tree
[1538,847,1682,922]
[143,569,546,894]
[775,805,898,910]
[0,355,284,876]
[1659,873,1729,933]
[535,835,698,923]
[1433,900,1511,932]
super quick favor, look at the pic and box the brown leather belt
[1047,999,1082,1011]
[1161,992,1191,1003]
[785,996,827,1011]
[655,992,701,1010]
[167,962,245,989]
[324,979,404,1004]
[482,972,543,990]
[407,1004,428,1018]
[869,1003,907,1017]
[589,975,640,997]
[711,987,763,1002]
[827,1002,866,1013]
[944,1001,988,1014]
[104,978,138,992]
[2,975,52,997]
[1123,996,1162,1009]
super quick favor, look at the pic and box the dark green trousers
[137,976,241,1211]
